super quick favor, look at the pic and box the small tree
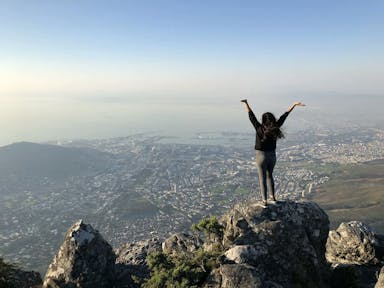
[191,216,224,242]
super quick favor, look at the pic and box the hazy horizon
[1,1,383,145]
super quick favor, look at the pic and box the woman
[241,99,305,207]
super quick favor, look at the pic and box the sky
[0,0,383,144]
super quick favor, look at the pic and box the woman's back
[250,110,290,151]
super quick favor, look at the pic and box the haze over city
[1,0,383,144]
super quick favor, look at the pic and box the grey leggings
[255,150,276,202]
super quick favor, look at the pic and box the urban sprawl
[0,126,383,273]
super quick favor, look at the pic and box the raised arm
[241,99,261,128]
[277,101,306,127]
[287,101,306,113]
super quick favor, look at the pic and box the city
[0,126,383,274]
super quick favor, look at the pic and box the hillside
[309,159,384,233]
[0,142,113,185]
[0,142,118,273]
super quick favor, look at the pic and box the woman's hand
[241,99,251,112]
[288,101,305,113]
[294,101,305,107]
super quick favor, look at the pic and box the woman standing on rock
[241,99,305,207]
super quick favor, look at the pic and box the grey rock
[114,238,162,288]
[162,232,203,255]
[43,220,115,288]
[375,266,384,288]
[219,200,330,288]
[204,264,263,288]
[326,221,384,265]
[224,245,267,265]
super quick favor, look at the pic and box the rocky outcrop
[40,200,384,288]
[115,238,162,288]
[207,200,330,288]
[162,232,203,255]
[43,220,115,288]
[326,221,384,288]
[115,233,204,287]
[326,221,384,265]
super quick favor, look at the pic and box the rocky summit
[43,220,115,288]
[206,200,330,288]
[37,200,384,288]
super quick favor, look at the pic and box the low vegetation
[142,249,220,288]
[191,215,224,241]
[143,217,224,288]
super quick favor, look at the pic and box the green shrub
[142,249,219,288]
[143,249,221,288]
[191,216,224,241]
[144,216,225,288]
[142,216,226,288]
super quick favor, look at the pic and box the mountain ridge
[0,141,113,183]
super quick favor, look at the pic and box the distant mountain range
[0,142,113,185]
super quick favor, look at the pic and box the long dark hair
[261,112,284,142]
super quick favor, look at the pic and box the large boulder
[326,221,384,265]
[208,200,330,288]
[43,220,115,288]
[114,238,162,288]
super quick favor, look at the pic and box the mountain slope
[0,142,113,184]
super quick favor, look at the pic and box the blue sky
[0,1,383,143]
